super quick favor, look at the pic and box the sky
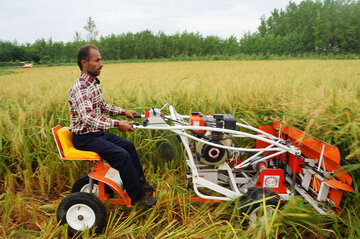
[0,0,302,44]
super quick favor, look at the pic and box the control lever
[143,118,149,127]
[160,103,170,111]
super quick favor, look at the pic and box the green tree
[83,16,99,42]
[73,31,82,42]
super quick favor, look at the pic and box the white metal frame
[132,105,303,202]
[131,104,349,215]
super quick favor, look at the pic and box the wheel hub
[249,205,276,222]
[66,204,96,231]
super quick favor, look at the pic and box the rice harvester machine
[53,103,354,236]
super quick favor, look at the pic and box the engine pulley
[199,143,228,165]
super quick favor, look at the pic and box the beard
[87,67,101,77]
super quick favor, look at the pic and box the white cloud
[0,0,302,43]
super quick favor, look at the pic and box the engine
[190,113,236,165]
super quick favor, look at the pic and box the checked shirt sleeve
[101,99,126,116]
[71,85,120,131]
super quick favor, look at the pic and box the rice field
[0,60,359,238]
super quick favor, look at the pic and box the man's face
[83,48,103,77]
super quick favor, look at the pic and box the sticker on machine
[193,121,200,126]
[105,167,124,189]
[264,175,280,188]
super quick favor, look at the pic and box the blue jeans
[73,132,145,201]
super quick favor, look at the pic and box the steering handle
[130,122,141,128]
[132,114,142,118]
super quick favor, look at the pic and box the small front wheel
[57,192,106,237]
[238,187,282,224]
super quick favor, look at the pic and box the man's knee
[99,145,130,161]
[105,133,136,150]
[118,139,137,155]
[127,141,136,152]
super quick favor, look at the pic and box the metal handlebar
[132,114,142,118]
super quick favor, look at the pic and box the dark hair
[77,44,98,70]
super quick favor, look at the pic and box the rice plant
[0,60,359,238]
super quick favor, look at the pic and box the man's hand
[118,120,135,132]
[125,110,137,119]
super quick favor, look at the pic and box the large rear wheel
[72,174,114,198]
[57,192,107,237]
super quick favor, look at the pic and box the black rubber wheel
[238,187,283,224]
[57,192,107,237]
[72,174,114,198]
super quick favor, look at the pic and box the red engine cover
[190,114,205,134]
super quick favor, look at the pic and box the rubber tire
[238,187,282,224]
[57,192,106,237]
[72,174,115,198]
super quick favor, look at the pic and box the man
[68,44,156,207]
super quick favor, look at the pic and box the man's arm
[73,86,121,130]
[101,100,126,116]
[101,99,137,119]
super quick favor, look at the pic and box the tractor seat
[52,125,101,160]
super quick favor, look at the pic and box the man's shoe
[133,194,157,207]
[142,182,156,193]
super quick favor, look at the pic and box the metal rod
[318,144,326,172]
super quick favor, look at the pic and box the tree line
[241,0,360,55]
[0,0,359,65]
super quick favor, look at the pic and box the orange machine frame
[256,122,354,209]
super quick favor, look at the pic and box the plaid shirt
[68,72,125,134]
